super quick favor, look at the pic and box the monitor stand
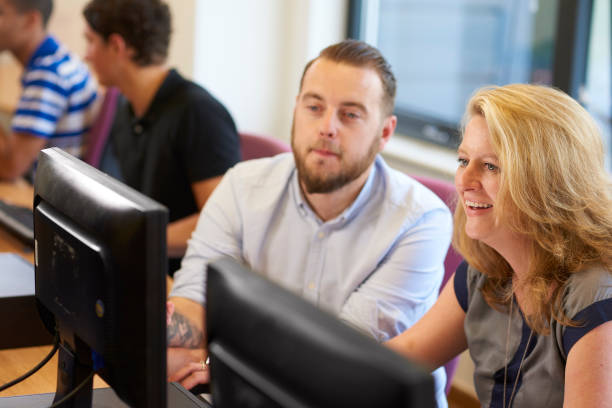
[0,382,210,408]
[53,341,93,407]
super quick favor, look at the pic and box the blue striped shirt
[12,35,98,158]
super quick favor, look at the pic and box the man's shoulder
[377,158,451,218]
[165,71,218,103]
[30,37,73,69]
[25,38,93,89]
[226,153,295,187]
[161,70,233,119]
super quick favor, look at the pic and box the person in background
[82,0,241,272]
[387,84,612,408]
[0,0,98,181]
[167,39,453,408]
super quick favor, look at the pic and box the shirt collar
[291,156,380,226]
[23,35,58,76]
[129,68,182,126]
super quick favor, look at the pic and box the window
[584,0,611,171]
[349,0,611,172]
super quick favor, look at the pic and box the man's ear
[107,33,131,58]
[22,9,43,31]
[379,114,397,151]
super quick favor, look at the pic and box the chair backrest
[239,132,291,161]
[84,87,120,168]
[411,174,463,395]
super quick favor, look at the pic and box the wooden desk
[0,180,107,397]
[0,179,34,263]
[0,179,32,207]
[0,345,107,397]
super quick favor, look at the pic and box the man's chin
[301,173,346,194]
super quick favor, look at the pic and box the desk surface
[0,180,108,397]
[0,345,107,397]
[0,179,32,208]
[0,180,33,263]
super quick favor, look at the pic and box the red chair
[239,132,291,161]
[411,174,462,395]
[84,87,120,168]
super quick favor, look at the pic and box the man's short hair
[9,0,53,27]
[83,0,171,66]
[299,39,397,116]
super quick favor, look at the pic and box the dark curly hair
[83,0,171,66]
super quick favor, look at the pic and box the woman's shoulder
[558,265,612,358]
[465,262,488,289]
[564,265,612,312]
[454,261,488,311]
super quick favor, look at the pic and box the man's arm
[166,175,224,258]
[168,168,243,306]
[166,168,243,380]
[167,296,208,379]
[0,129,46,181]
[386,274,468,370]
[339,208,453,341]
[167,296,206,348]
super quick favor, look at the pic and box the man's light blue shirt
[170,153,452,407]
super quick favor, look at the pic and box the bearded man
[166,39,452,408]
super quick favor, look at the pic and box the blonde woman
[387,84,612,407]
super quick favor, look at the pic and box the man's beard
[291,122,380,194]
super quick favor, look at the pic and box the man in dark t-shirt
[82,0,240,273]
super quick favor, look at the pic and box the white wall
[48,0,195,77]
[0,0,196,110]
[192,0,348,142]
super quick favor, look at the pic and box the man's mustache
[308,141,341,156]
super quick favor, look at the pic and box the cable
[0,332,60,392]
[0,330,96,407]
[47,370,95,408]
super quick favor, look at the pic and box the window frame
[347,0,595,149]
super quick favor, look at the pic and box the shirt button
[317,232,325,239]
[308,282,315,290]
[133,124,143,134]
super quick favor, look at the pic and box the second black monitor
[206,257,436,408]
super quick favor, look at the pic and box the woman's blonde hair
[453,84,612,333]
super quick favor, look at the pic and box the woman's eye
[457,158,468,167]
[485,163,498,171]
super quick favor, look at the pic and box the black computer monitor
[33,148,168,408]
[206,258,437,408]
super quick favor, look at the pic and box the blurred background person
[82,0,241,272]
[0,0,98,181]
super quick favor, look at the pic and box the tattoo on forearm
[167,311,204,348]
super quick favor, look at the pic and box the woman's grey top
[454,262,612,407]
